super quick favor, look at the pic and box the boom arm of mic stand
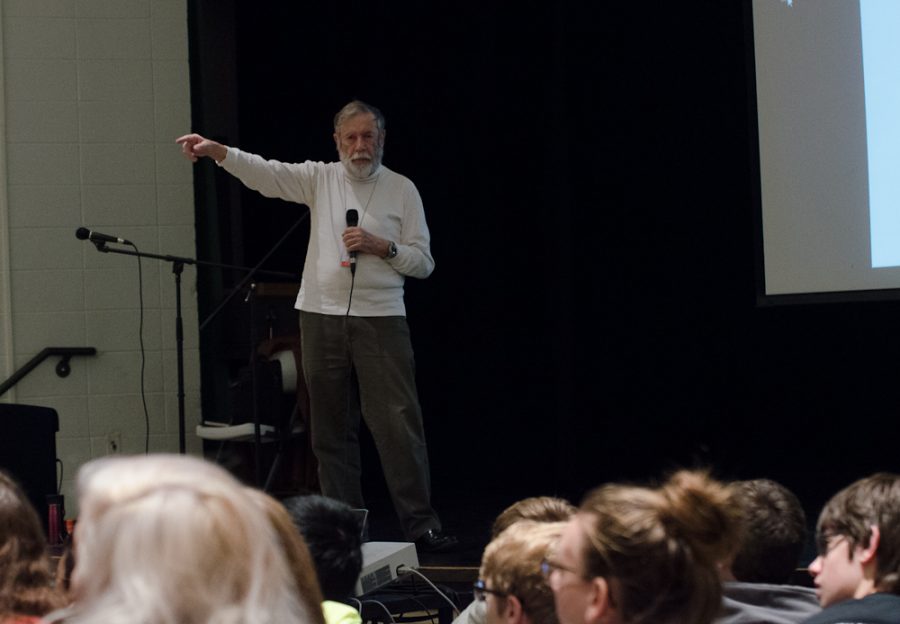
[198,212,309,332]
[91,242,295,279]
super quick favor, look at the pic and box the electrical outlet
[106,432,122,455]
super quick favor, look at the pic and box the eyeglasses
[473,579,507,602]
[540,557,581,579]
[541,557,617,607]
[815,533,848,558]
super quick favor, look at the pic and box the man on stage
[177,100,456,552]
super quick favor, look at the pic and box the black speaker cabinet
[0,403,59,534]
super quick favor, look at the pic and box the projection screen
[751,0,900,298]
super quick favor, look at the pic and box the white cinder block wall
[0,0,201,516]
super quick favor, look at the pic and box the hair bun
[658,470,743,566]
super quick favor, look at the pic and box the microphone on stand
[346,209,359,275]
[75,227,132,245]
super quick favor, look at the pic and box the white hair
[333,100,385,133]
[57,454,314,624]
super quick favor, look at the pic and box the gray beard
[339,147,383,179]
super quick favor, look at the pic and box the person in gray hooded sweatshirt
[717,479,820,624]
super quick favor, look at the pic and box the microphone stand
[88,241,296,456]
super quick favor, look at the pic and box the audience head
[479,520,564,624]
[727,479,807,584]
[284,494,363,602]
[0,470,66,619]
[63,454,312,624]
[808,472,900,607]
[547,470,742,624]
[244,488,325,624]
[492,496,576,538]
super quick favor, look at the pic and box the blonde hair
[62,454,314,624]
[579,470,742,624]
[491,496,575,538]
[243,488,324,624]
[481,521,565,624]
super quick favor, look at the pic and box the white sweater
[221,148,434,316]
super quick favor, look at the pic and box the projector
[354,541,419,596]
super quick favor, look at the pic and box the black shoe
[415,529,459,553]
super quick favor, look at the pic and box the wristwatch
[386,241,398,259]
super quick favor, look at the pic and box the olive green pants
[299,311,440,540]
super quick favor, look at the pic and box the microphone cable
[134,242,150,454]
[395,565,461,618]
[345,267,356,317]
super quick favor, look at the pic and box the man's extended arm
[176,133,430,272]
[176,134,314,205]
[176,134,227,163]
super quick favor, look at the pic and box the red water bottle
[46,494,64,546]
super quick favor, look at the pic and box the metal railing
[0,347,97,397]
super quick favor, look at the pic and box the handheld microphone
[346,209,359,275]
[76,227,132,245]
